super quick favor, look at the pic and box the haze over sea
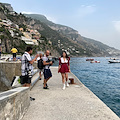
[54,57,120,117]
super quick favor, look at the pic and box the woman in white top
[58,51,70,90]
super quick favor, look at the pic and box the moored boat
[90,61,100,63]
[86,58,94,61]
[108,60,120,63]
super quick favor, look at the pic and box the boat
[108,60,120,63]
[86,58,94,61]
[90,61,100,63]
[110,58,119,60]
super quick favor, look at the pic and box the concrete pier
[22,67,120,120]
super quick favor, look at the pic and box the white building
[21,36,34,45]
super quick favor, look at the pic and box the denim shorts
[44,69,52,79]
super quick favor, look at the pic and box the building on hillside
[38,39,44,43]
[32,39,38,45]
[23,32,32,39]
[9,30,14,37]
[48,40,52,45]
[19,28,24,32]
[21,36,34,45]
[32,35,40,40]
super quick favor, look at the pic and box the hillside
[0,3,59,56]
[0,2,120,57]
[24,14,120,56]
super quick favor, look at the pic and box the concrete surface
[22,67,120,120]
[0,87,30,120]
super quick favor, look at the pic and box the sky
[1,0,120,49]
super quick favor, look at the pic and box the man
[11,47,18,61]
[21,46,38,87]
[43,50,53,89]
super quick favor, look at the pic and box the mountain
[0,2,120,57]
[24,13,120,56]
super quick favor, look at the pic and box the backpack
[37,59,44,69]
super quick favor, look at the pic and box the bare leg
[65,73,69,87]
[61,73,65,89]
[65,73,68,82]
[22,83,27,87]
[39,71,42,79]
[61,73,65,84]
[26,83,31,87]
[44,77,51,87]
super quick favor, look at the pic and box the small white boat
[90,61,100,63]
[108,60,120,63]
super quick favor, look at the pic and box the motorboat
[108,60,120,63]
[90,61,100,63]
[86,58,94,61]
[110,58,120,60]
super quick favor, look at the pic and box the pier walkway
[22,67,120,120]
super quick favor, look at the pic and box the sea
[54,57,120,117]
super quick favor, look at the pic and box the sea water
[54,57,120,117]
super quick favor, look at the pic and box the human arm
[43,57,53,66]
[68,57,70,72]
[43,61,53,65]
[29,54,39,64]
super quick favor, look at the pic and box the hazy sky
[1,0,120,49]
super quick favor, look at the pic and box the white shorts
[39,69,44,72]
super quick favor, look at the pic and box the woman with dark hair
[58,51,70,90]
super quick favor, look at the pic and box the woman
[58,51,70,90]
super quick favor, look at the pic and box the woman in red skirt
[58,51,70,90]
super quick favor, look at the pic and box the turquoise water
[54,57,120,117]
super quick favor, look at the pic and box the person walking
[42,50,53,89]
[11,47,18,61]
[58,51,70,90]
[37,52,44,80]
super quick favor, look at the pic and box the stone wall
[0,62,37,91]
[0,87,30,120]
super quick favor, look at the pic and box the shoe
[30,97,35,101]
[46,83,48,87]
[43,83,48,88]
[62,84,66,90]
[43,87,49,89]
[66,82,69,87]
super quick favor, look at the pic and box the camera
[46,59,54,64]
[52,60,54,63]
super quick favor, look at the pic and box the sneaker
[66,82,69,87]
[43,87,49,89]
[62,84,66,90]
[46,83,48,87]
